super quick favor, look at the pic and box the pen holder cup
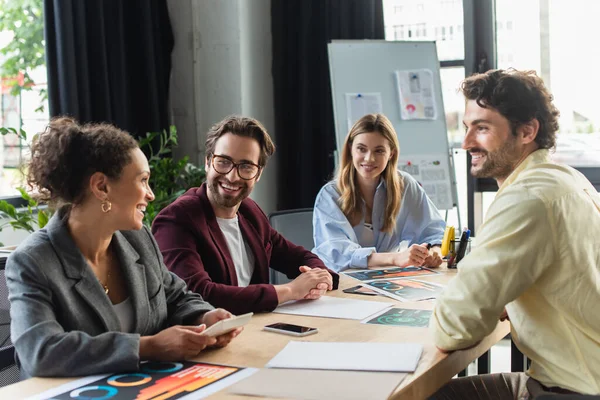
[447,238,471,268]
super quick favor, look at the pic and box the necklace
[100,270,111,295]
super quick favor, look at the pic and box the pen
[455,230,469,264]
[448,255,456,268]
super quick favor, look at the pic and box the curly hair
[204,115,275,167]
[336,114,404,233]
[461,69,560,150]
[27,117,139,207]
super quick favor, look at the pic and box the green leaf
[0,201,18,219]
[37,210,49,228]
[9,220,35,233]
[17,187,36,207]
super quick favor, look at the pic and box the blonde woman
[312,114,445,272]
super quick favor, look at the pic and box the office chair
[268,208,315,285]
[0,255,19,387]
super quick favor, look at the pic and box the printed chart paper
[345,92,383,131]
[398,154,454,210]
[362,308,433,328]
[365,279,445,302]
[27,361,257,400]
[395,69,437,120]
[343,266,437,283]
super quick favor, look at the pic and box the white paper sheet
[266,341,423,372]
[274,295,392,320]
[398,154,454,209]
[395,69,437,120]
[345,92,383,131]
[229,368,407,400]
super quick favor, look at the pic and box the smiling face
[107,148,155,230]
[350,132,393,183]
[462,100,524,182]
[205,133,261,217]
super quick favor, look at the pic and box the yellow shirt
[431,149,600,395]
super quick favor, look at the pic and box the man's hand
[275,266,333,304]
[499,308,510,322]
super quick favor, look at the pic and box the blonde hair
[336,114,403,233]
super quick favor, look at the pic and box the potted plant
[0,125,204,246]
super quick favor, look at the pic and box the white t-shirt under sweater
[216,216,256,287]
[113,297,134,333]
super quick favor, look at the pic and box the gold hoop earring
[101,200,112,213]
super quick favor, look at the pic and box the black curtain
[44,0,173,138]
[271,0,384,211]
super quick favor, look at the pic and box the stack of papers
[229,369,406,400]
[228,341,422,400]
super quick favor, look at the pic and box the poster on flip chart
[398,154,453,209]
[395,69,437,120]
[26,361,257,400]
[345,92,383,132]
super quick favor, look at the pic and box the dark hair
[461,69,560,150]
[204,115,275,167]
[27,117,139,206]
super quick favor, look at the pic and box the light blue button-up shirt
[312,171,446,272]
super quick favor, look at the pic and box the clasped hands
[285,265,333,301]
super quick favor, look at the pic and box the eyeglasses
[211,154,261,180]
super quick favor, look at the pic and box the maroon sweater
[152,184,339,314]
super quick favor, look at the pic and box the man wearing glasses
[152,115,338,314]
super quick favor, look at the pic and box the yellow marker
[441,225,455,257]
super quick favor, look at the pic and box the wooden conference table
[0,265,509,400]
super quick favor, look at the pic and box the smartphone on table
[263,322,318,337]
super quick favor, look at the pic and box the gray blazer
[6,209,214,378]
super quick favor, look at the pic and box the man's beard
[470,136,520,180]
[208,177,251,208]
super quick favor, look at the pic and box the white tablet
[200,312,253,337]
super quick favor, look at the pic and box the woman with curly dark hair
[6,117,241,378]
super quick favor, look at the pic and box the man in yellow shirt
[430,69,600,399]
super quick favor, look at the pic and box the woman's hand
[423,247,443,268]
[200,308,243,348]
[393,243,430,267]
[139,325,216,361]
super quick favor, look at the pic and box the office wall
[167,0,278,215]
[1,1,277,247]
